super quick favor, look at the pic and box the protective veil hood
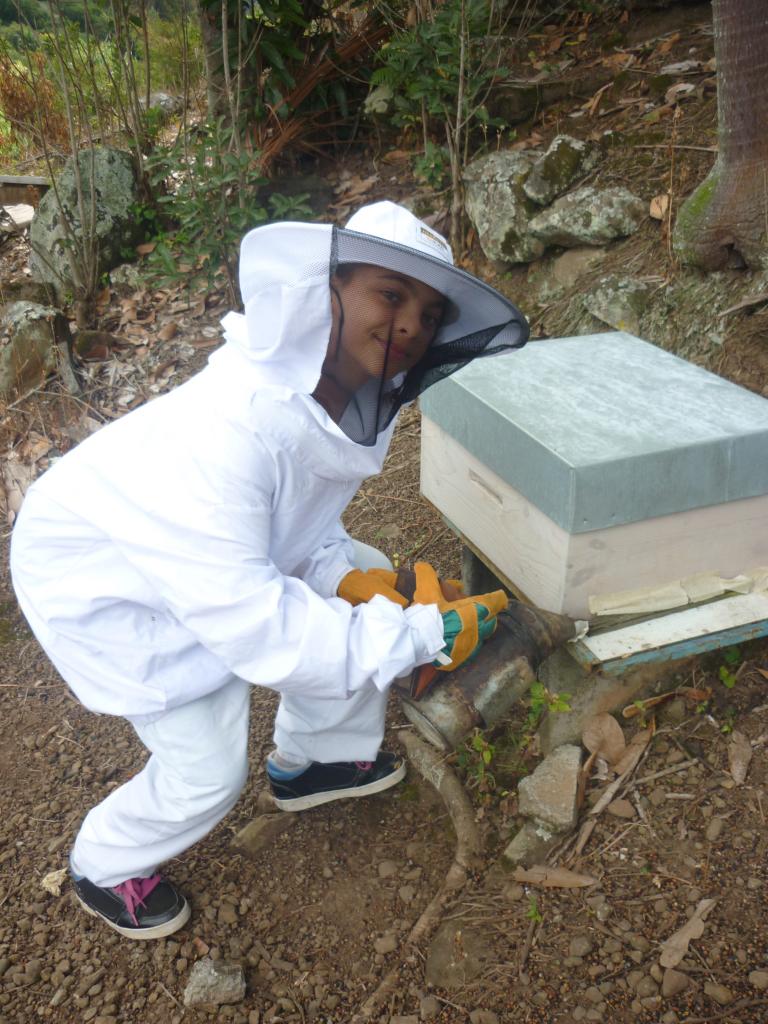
[217,201,529,446]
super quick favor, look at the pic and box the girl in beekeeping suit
[10,201,528,939]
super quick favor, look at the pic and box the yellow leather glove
[338,565,465,609]
[413,561,508,672]
[337,568,409,608]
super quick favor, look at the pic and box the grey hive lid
[419,332,768,534]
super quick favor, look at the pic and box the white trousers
[71,541,392,887]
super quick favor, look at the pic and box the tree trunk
[196,0,227,121]
[672,0,768,271]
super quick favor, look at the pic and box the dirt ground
[2,2,768,1022]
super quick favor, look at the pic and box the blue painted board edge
[570,617,768,676]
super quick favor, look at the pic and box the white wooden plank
[420,418,569,610]
[582,593,768,661]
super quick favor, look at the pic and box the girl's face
[328,265,446,385]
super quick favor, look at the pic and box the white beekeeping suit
[11,224,448,723]
[10,201,528,888]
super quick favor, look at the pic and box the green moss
[672,165,721,264]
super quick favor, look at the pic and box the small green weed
[718,647,742,689]
[527,681,572,730]
[526,894,543,923]
[456,729,496,799]
[413,141,449,191]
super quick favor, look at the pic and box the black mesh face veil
[321,225,529,446]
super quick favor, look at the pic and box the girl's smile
[313,264,446,423]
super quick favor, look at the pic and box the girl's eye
[381,290,401,304]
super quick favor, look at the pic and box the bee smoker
[397,602,579,751]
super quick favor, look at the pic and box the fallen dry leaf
[665,82,696,105]
[157,321,179,342]
[1,458,36,525]
[41,867,68,896]
[583,713,626,765]
[590,726,653,817]
[727,730,752,785]
[611,725,653,776]
[513,865,599,889]
[656,32,681,56]
[659,898,717,968]
[136,241,156,255]
[650,194,670,220]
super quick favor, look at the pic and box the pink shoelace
[113,874,162,925]
[355,761,373,770]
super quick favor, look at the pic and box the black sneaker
[71,871,190,940]
[268,751,406,811]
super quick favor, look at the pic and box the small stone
[704,982,733,1005]
[469,1011,499,1024]
[569,935,595,958]
[398,886,416,903]
[182,958,246,1007]
[584,986,602,1003]
[662,969,690,998]
[389,1016,418,1024]
[374,933,398,955]
[628,934,650,952]
[378,861,398,879]
[231,814,295,856]
[749,970,768,990]
[747,877,762,890]
[518,744,582,831]
[502,883,524,902]
[420,995,440,1020]
[648,788,666,807]
[218,904,238,926]
[606,799,635,819]
[636,976,659,998]
[705,818,725,842]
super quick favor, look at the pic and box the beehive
[420,332,768,619]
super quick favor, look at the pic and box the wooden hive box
[420,332,768,619]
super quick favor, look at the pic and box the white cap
[345,201,454,265]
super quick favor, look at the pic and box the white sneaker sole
[272,760,407,812]
[75,892,191,940]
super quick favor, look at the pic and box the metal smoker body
[399,602,577,750]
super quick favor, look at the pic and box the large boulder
[0,301,71,399]
[464,150,545,264]
[29,147,143,300]
[523,135,600,206]
[528,186,646,249]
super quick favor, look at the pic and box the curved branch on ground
[351,730,483,1023]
